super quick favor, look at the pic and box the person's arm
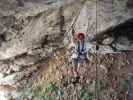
[68,41,76,49]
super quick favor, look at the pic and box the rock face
[0,0,82,60]
[0,0,83,99]
[0,0,133,100]
[65,0,133,53]
[88,0,133,52]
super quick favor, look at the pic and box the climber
[76,32,87,55]
[69,32,88,77]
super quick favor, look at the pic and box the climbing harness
[77,40,86,56]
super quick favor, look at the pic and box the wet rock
[102,37,114,45]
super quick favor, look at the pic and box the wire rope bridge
[63,0,133,99]
[63,0,101,100]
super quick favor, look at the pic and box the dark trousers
[73,53,88,67]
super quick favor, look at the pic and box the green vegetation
[80,88,93,100]
[36,83,64,100]
[98,80,107,91]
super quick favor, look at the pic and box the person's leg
[84,52,90,65]
[72,58,78,77]
[77,57,85,83]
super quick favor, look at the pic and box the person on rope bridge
[69,32,88,77]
